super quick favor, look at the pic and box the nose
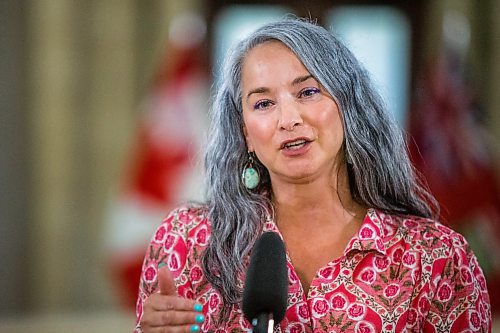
[278,100,303,131]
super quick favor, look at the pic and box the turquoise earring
[242,152,260,190]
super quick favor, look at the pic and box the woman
[135,19,491,332]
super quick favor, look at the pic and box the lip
[279,136,313,150]
[279,136,314,157]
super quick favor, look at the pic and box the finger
[150,295,199,312]
[158,265,177,296]
[147,309,205,327]
[147,324,201,333]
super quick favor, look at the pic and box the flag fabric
[408,50,500,312]
[104,13,208,308]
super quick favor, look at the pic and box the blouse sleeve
[133,207,195,333]
[424,233,491,332]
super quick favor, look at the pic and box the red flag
[104,13,208,308]
[409,50,500,311]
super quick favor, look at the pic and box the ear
[242,125,254,152]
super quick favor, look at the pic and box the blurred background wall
[1,0,499,332]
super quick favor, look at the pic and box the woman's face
[241,41,345,186]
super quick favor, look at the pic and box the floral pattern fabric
[134,206,491,332]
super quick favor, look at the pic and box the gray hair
[201,18,439,305]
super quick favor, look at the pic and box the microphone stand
[250,313,275,333]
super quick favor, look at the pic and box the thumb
[158,264,177,296]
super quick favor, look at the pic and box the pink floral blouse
[134,206,491,332]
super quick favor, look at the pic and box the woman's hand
[140,266,204,333]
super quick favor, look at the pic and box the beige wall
[26,0,201,312]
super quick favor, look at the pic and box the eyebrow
[245,74,315,101]
[291,74,314,86]
[246,87,269,101]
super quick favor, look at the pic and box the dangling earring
[242,152,260,190]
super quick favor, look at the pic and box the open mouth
[280,139,310,150]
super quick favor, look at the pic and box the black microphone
[242,232,288,333]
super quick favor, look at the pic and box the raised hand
[140,265,204,332]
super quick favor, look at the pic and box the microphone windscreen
[242,232,288,325]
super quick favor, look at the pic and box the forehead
[241,41,311,86]
[243,40,300,66]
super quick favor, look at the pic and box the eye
[254,99,274,110]
[299,87,320,98]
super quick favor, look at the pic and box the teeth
[284,139,307,149]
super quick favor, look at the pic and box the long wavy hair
[201,18,439,305]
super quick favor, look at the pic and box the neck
[271,165,364,228]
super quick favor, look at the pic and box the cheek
[318,106,343,135]
[243,117,275,147]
